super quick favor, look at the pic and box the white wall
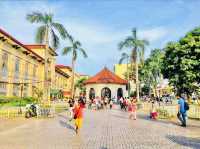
[85,83,128,100]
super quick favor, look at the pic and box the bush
[0,96,38,107]
[156,108,170,119]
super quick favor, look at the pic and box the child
[150,101,158,120]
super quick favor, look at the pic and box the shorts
[75,118,83,129]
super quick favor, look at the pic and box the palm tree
[119,52,131,96]
[62,35,88,98]
[74,77,87,96]
[26,11,69,100]
[119,28,149,101]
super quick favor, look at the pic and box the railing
[141,102,200,119]
[0,102,68,119]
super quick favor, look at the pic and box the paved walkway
[0,106,200,149]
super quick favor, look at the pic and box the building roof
[85,67,128,85]
[56,64,72,70]
[25,44,58,56]
[0,28,44,62]
[55,66,70,78]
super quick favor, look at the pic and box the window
[0,82,7,95]
[13,84,20,96]
[33,65,37,78]
[1,52,8,78]
[24,62,29,79]
[14,58,20,79]
[23,84,28,97]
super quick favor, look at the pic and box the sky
[1,0,200,75]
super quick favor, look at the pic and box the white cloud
[138,27,169,42]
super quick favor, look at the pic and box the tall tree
[162,27,200,96]
[26,11,69,100]
[140,49,164,96]
[119,52,131,96]
[119,28,149,100]
[62,35,88,98]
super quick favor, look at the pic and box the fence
[0,102,68,119]
[142,102,200,119]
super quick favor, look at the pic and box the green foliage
[62,35,88,61]
[0,96,37,107]
[141,85,150,95]
[118,28,149,64]
[156,109,170,119]
[140,48,164,94]
[75,77,87,94]
[130,91,136,97]
[162,27,200,96]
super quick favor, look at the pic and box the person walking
[128,98,137,120]
[68,99,74,121]
[73,100,84,134]
[177,95,188,127]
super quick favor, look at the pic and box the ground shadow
[137,114,180,126]
[57,113,68,120]
[100,147,108,149]
[59,120,76,132]
[166,135,200,149]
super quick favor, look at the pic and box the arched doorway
[89,88,95,100]
[101,87,111,99]
[117,88,123,99]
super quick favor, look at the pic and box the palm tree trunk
[71,54,75,99]
[127,58,130,97]
[44,26,49,101]
[136,55,139,101]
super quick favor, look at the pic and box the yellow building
[114,63,136,93]
[0,28,70,99]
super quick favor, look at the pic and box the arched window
[89,88,95,100]
[1,52,8,78]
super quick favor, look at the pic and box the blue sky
[1,0,200,75]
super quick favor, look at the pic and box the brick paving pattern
[0,105,200,149]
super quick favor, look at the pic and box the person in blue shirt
[177,95,187,127]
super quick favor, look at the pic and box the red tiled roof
[85,67,128,85]
[25,44,58,56]
[0,28,44,62]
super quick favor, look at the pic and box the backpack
[184,101,189,111]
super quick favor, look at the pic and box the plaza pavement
[0,105,200,149]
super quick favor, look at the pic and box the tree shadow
[59,120,76,132]
[100,147,108,149]
[166,135,200,149]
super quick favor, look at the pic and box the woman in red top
[73,100,84,134]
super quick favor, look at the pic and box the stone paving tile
[0,106,200,149]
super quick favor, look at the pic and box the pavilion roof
[85,67,128,85]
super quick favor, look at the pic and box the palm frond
[52,22,70,39]
[79,48,88,58]
[35,25,46,44]
[118,36,134,50]
[51,29,60,49]
[26,11,45,23]
[119,52,129,64]
[62,47,73,55]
